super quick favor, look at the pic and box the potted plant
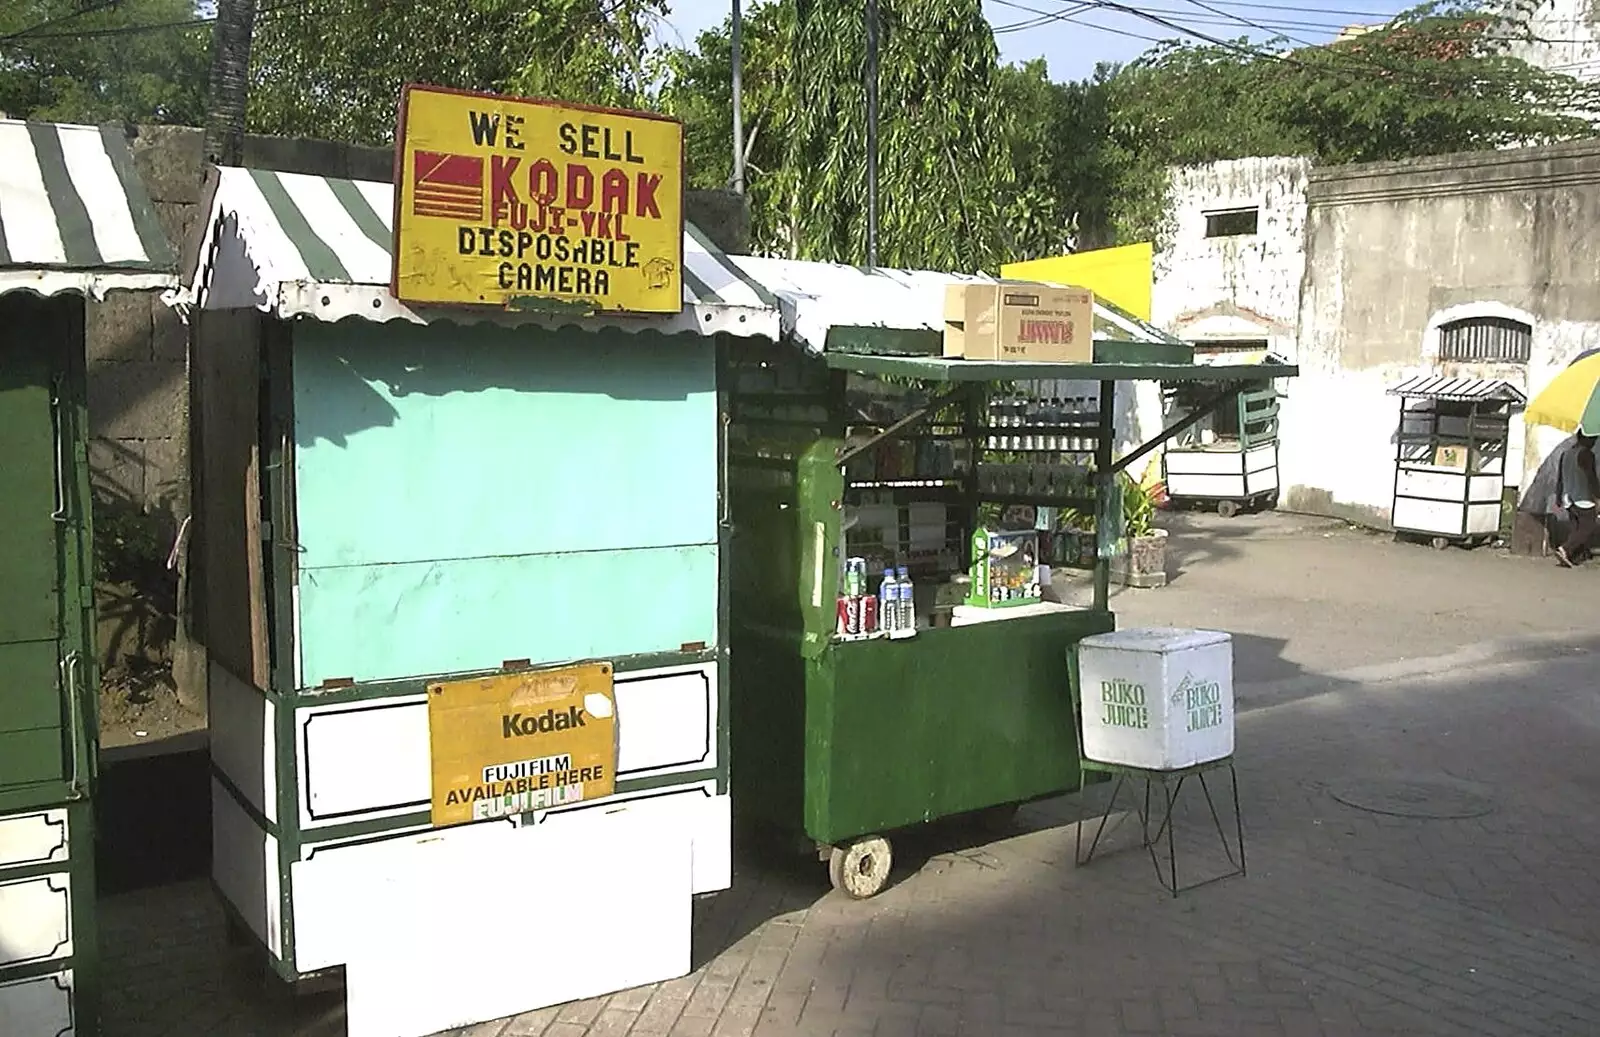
[1113,474,1169,588]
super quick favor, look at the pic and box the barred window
[1438,317,1531,363]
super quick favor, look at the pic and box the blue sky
[653,0,1424,80]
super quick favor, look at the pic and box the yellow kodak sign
[392,84,684,314]
[427,661,618,827]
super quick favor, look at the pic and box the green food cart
[0,119,179,1036]
[719,261,1296,897]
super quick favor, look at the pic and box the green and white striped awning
[189,165,780,338]
[0,120,177,297]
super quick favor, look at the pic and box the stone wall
[92,126,394,537]
[91,127,392,700]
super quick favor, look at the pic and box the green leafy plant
[1056,506,1094,532]
[1121,473,1156,539]
[93,499,169,588]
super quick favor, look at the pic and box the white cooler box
[1077,627,1234,770]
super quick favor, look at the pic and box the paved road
[100,514,1600,1037]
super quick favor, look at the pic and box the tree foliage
[1093,1,1600,240]
[248,0,664,146]
[0,0,210,125]
[665,0,1024,271]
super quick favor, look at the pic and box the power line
[1186,0,1399,17]
[991,0,1594,112]
[1168,0,1323,49]
[7,0,314,41]
[0,0,124,42]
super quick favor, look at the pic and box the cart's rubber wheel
[1430,536,1452,551]
[828,836,893,899]
[1217,499,1241,519]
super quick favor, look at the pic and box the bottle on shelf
[894,565,915,638]
[880,568,899,634]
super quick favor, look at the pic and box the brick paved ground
[99,515,1600,1037]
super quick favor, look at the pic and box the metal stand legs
[1074,759,1246,897]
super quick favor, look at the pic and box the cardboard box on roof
[942,281,1094,363]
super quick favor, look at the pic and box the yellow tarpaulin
[1001,242,1154,322]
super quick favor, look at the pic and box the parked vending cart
[0,120,178,1037]
[1387,375,1523,549]
[180,87,779,1037]
[1161,374,1284,517]
[719,261,1297,897]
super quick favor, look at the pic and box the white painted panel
[0,876,72,967]
[298,696,431,826]
[343,807,692,1037]
[615,665,715,776]
[0,810,68,870]
[1164,449,1247,476]
[1396,468,1469,501]
[1393,497,1466,536]
[209,661,277,823]
[211,779,281,957]
[1245,466,1279,495]
[291,818,517,973]
[1467,503,1502,534]
[535,786,731,897]
[1167,472,1249,498]
[1243,445,1277,473]
[292,784,730,973]
[295,664,720,828]
[0,970,73,1037]
[1468,475,1505,503]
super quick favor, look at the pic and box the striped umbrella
[1525,352,1600,436]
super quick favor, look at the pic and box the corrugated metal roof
[827,352,1299,383]
[0,119,177,297]
[1387,375,1527,403]
[188,166,778,338]
[724,255,1185,353]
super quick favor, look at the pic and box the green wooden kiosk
[183,149,779,1036]
[0,119,178,1036]
[719,261,1296,897]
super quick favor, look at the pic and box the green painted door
[0,340,66,789]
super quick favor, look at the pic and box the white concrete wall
[1141,158,1310,476]
[1146,145,1600,528]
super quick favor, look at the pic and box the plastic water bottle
[880,569,898,633]
[896,566,914,633]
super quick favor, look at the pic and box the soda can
[844,557,865,597]
[845,594,862,635]
[862,593,878,633]
[835,595,851,635]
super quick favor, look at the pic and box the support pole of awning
[731,0,746,195]
[865,0,879,267]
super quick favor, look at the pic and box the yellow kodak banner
[393,84,684,314]
[428,662,618,827]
